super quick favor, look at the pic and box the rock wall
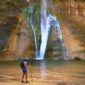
[0,0,85,60]
[50,0,85,60]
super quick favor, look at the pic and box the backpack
[20,62,25,68]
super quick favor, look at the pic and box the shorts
[22,68,27,74]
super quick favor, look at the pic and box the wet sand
[0,60,85,85]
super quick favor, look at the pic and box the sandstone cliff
[0,0,85,60]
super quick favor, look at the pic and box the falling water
[49,15,69,60]
[29,6,38,57]
[36,0,65,60]
[30,24,38,57]
[36,0,48,60]
[28,0,69,60]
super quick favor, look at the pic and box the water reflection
[40,60,46,79]
[31,60,85,84]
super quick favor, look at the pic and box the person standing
[20,58,29,83]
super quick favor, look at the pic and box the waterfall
[49,15,69,60]
[29,0,69,60]
[36,0,66,60]
[36,0,48,60]
[29,6,38,57]
[30,24,38,57]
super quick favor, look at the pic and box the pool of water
[28,60,85,83]
[0,60,85,85]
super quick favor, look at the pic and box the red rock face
[0,0,85,60]
[50,0,85,60]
